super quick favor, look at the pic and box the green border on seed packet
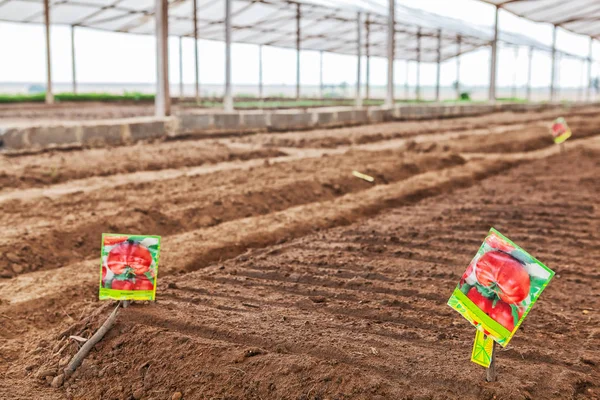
[448,227,554,347]
[99,233,162,301]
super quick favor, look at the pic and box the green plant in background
[0,93,46,103]
[496,97,527,103]
[0,92,155,103]
[460,92,471,101]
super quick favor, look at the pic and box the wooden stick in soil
[64,302,121,378]
[486,341,497,382]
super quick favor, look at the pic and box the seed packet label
[447,228,554,347]
[551,117,571,144]
[99,233,161,301]
[471,330,494,368]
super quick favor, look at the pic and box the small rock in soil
[37,367,56,379]
[243,348,264,358]
[172,392,183,400]
[133,388,144,400]
[11,263,24,274]
[0,269,12,279]
[25,363,38,372]
[309,296,326,303]
[6,252,20,263]
[58,356,70,368]
[51,374,64,388]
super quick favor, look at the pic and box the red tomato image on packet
[99,234,161,301]
[449,228,554,347]
[550,117,571,144]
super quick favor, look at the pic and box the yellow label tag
[471,329,494,368]
[352,170,374,182]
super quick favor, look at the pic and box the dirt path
[0,107,598,400]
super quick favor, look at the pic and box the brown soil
[0,108,599,400]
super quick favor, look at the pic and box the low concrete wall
[0,117,173,150]
[0,102,593,150]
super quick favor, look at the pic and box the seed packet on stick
[551,117,571,144]
[99,234,161,301]
[448,228,554,367]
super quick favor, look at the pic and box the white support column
[405,60,409,99]
[456,35,461,99]
[43,0,53,104]
[579,57,585,101]
[155,0,170,117]
[365,14,370,100]
[416,27,421,100]
[435,29,441,102]
[258,45,263,100]
[193,0,200,104]
[526,46,533,101]
[489,5,499,101]
[587,37,593,101]
[71,25,77,94]
[355,12,362,108]
[512,46,518,99]
[556,53,561,100]
[550,25,557,102]
[386,0,395,106]
[319,50,324,98]
[224,0,233,112]
[296,3,301,100]
[179,37,184,99]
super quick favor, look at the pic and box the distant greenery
[0,92,540,108]
[0,92,154,103]
[496,97,527,103]
[0,93,46,103]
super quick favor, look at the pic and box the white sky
[0,0,598,89]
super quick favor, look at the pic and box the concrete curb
[0,102,593,150]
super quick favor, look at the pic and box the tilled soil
[0,108,598,400]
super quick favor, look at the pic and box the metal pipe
[489,5,499,101]
[550,25,557,101]
[193,0,200,104]
[71,25,76,94]
[296,3,301,100]
[179,36,184,99]
[579,57,585,102]
[526,46,533,101]
[259,45,263,100]
[155,0,170,117]
[356,12,362,107]
[587,37,593,101]
[386,0,395,106]
[456,35,461,99]
[365,14,370,101]
[416,30,422,100]
[319,50,324,98]
[512,46,518,99]
[43,0,53,104]
[224,0,233,111]
[435,29,441,102]
[405,60,408,99]
[555,53,561,100]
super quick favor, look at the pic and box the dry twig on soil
[64,302,121,378]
